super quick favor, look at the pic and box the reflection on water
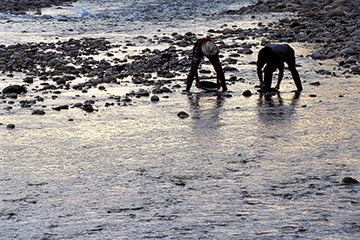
[187,92,225,136]
[257,91,301,125]
[187,92,225,113]
[1,1,360,239]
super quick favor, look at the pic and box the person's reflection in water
[188,92,224,110]
[187,92,225,132]
[257,91,301,123]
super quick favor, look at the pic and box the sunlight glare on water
[1,0,360,239]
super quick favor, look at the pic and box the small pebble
[32,110,46,115]
[341,177,359,185]
[151,95,160,102]
[242,90,252,97]
[7,124,15,129]
[177,111,189,118]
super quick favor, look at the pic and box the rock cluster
[222,0,360,74]
[0,0,77,14]
[1,0,360,119]
[0,34,211,115]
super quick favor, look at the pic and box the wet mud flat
[1,0,360,239]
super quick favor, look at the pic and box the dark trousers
[186,55,227,91]
[263,50,302,91]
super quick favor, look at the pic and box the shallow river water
[1,0,360,239]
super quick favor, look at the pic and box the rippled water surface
[1,0,360,239]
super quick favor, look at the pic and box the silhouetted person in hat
[257,44,302,92]
[186,38,227,92]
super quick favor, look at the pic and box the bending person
[186,38,227,92]
[257,44,302,92]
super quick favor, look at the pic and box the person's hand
[195,81,201,88]
[259,81,265,88]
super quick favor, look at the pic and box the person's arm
[191,45,203,88]
[275,68,284,90]
[257,65,264,88]
[193,65,200,88]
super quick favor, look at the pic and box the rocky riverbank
[0,0,77,14]
[1,0,360,117]
[222,0,360,73]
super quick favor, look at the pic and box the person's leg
[289,67,302,91]
[209,55,227,91]
[186,66,195,91]
[286,49,303,91]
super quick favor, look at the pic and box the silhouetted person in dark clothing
[257,44,302,92]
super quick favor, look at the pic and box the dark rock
[82,103,94,112]
[327,8,345,18]
[52,105,69,111]
[105,102,114,107]
[73,102,83,108]
[122,97,132,102]
[56,78,66,85]
[289,21,301,28]
[223,66,238,71]
[6,124,15,129]
[23,77,34,84]
[35,96,44,101]
[199,69,211,74]
[177,111,189,118]
[341,177,359,185]
[151,95,160,102]
[237,48,253,54]
[32,110,46,115]
[242,90,252,97]
[135,89,150,97]
[42,85,57,90]
[223,93,233,97]
[2,85,27,94]
[310,81,321,86]
[161,87,172,93]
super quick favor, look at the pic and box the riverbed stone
[2,85,27,94]
[52,105,69,111]
[341,177,359,185]
[340,48,355,55]
[242,90,252,97]
[82,102,94,112]
[32,109,46,115]
[6,123,15,129]
[327,8,345,18]
[177,111,189,118]
[151,95,160,102]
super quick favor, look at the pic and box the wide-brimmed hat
[201,41,218,56]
